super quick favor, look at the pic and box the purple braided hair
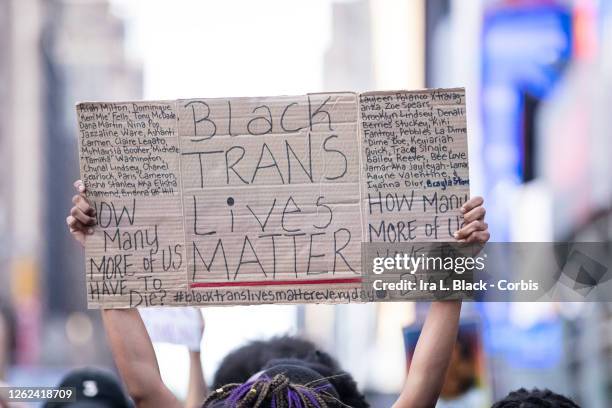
[203,373,334,408]
[226,379,257,406]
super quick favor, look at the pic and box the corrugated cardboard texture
[76,88,469,308]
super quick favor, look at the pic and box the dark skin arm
[393,196,489,408]
[102,309,181,408]
[392,301,462,408]
[68,180,181,408]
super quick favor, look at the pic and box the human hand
[66,179,96,247]
[453,196,490,244]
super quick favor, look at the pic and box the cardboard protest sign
[76,88,469,308]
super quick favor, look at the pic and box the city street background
[0,0,611,407]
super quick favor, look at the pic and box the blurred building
[318,2,425,405]
[317,0,378,396]
[39,0,142,369]
[323,0,373,92]
[42,0,142,313]
[0,1,10,294]
[0,0,12,373]
[424,1,612,406]
[0,0,141,382]
[0,0,46,368]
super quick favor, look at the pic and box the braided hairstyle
[212,336,368,407]
[492,388,580,408]
[203,364,346,408]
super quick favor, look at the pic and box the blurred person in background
[44,367,133,408]
[66,179,490,408]
[0,302,16,383]
[436,329,485,408]
[492,388,580,408]
[0,302,16,408]
[0,385,9,408]
[0,380,7,408]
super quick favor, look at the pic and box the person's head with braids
[212,336,368,408]
[492,388,580,408]
[203,363,346,408]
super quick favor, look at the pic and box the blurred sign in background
[0,0,610,407]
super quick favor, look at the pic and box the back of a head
[213,336,368,408]
[204,363,342,408]
[492,388,580,408]
[213,336,336,387]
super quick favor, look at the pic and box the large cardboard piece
[76,88,469,308]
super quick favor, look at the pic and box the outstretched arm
[185,311,207,408]
[102,309,181,408]
[393,301,461,408]
[186,350,207,408]
[393,196,489,408]
[68,180,180,408]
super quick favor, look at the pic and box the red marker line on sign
[190,278,363,289]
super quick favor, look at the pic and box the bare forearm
[102,309,180,408]
[185,351,207,408]
[394,301,462,408]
